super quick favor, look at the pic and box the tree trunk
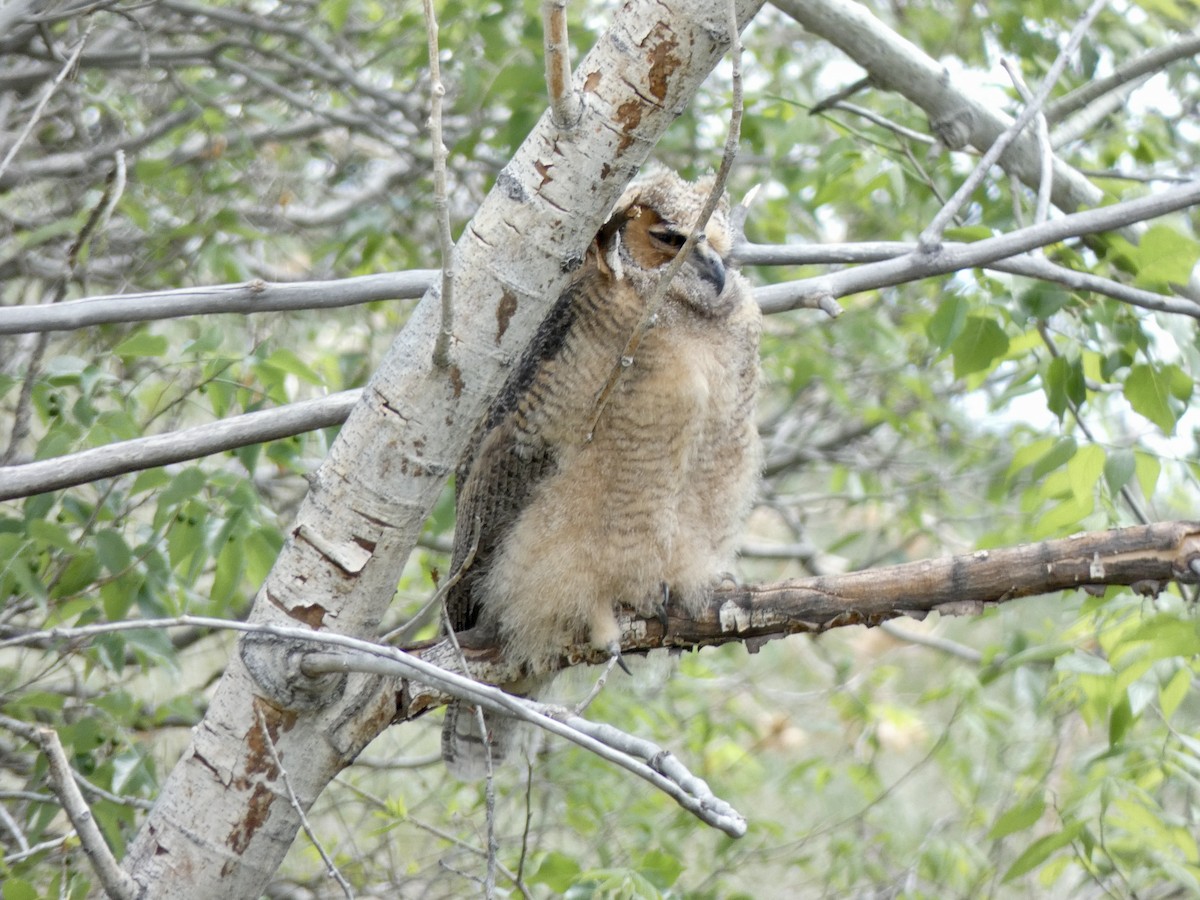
[120,0,765,895]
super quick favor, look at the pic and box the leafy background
[1,0,1199,896]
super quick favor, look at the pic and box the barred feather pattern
[441,171,761,778]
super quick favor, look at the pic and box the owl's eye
[651,228,688,250]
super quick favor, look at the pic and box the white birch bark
[120,0,765,895]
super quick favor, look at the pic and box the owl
[441,169,762,776]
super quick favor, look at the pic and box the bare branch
[0,272,438,335]
[0,391,358,500]
[0,717,138,900]
[756,179,1200,312]
[424,0,456,370]
[0,21,93,183]
[738,239,1200,319]
[1000,59,1053,230]
[773,0,1105,213]
[920,0,1106,246]
[1046,31,1200,124]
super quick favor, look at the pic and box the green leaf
[112,331,169,359]
[323,0,351,29]
[530,851,582,892]
[1003,821,1084,882]
[1160,666,1192,722]
[262,348,324,387]
[1031,437,1077,482]
[1019,283,1072,319]
[638,848,683,889]
[926,295,968,351]
[3,878,40,900]
[951,316,1009,379]
[1054,650,1113,676]
[1109,691,1134,745]
[1103,449,1136,495]
[95,529,132,574]
[1134,451,1161,500]
[1043,355,1085,420]
[1129,224,1200,289]
[988,794,1046,840]
[1124,363,1191,434]
[1067,444,1105,501]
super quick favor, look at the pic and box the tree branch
[0,272,438,335]
[756,179,1200,312]
[0,717,138,900]
[4,522,1195,840]
[739,239,1200,319]
[771,0,1105,213]
[1045,31,1200,124]
[0,391,358,500]
[119,2,767,894]
[919,0,1105,246]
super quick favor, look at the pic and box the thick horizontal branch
[739,240,1200,319]
[756,180,1200,312]
[6,523,1195,661]
[0,391,358,500]
[0,272,437,335]
[4,186,1197,499]
[417,521,1200,679]
[6,522,1194,837]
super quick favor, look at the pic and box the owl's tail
[441,676,553,779]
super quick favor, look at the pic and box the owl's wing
[443,278,584,636]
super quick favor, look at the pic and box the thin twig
[1046,31,1200,124]
[0,22,93,182]
[879,620,983,663]
[1001,59,1053,233]
[919,0,1107,247]
[438,516,496,898]
[253,707,354,899]
[0,804,29,855]
[384,515,481,645]
[331,780,532,900]
[424,0,456,369]
[2,148,126,466]
[574,655,620,714]
[440,609,498,898]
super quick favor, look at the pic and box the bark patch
[496,291,518,345]
[614,100,642,153]
[646,30,681,102]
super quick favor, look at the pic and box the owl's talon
[656,582,670,632]
[606,641,633,675]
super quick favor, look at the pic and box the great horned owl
[442,169,762,776]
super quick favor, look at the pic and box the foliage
[2,0,1199,896]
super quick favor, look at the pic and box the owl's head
[595,169,738,317]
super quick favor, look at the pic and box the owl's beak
[692,243,726,295]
